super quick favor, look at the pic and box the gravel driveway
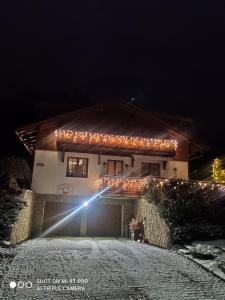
[1,238,225,299]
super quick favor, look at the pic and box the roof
[15,100,209,156]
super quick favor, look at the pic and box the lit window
[66,157,88,178]
[107,160,123,176]
[142,163,160,177]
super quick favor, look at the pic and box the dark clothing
[134,222,143,241]
[134,228,140,241]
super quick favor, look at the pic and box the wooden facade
[16,101,208,161]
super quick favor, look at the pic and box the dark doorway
[43,202,81,236]
[87,204,121,236]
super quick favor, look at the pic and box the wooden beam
[62,147,66,162]
[56,142,176,158]
[131,155,134,167]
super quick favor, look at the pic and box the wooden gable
[16,101,209,161]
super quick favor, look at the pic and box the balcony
[99,175,149,197]
[55,130,178,157]
[99,175,225,198]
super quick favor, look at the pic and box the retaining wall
[10,190,34,243]
[135,197,171,248]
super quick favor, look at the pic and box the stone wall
[135,197,171,248]
[10,190,34,243]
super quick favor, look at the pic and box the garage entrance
[87,204,121,237]
[43,202,81,236]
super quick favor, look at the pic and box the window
[66,157,88,178]
[142,163,160,177]
[107,160,123,176]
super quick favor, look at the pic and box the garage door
[87,204,121,236]
[43,202,81,236]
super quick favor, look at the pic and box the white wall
[32,150,189,195]
[32,151,100,196]
[166,160,189,180]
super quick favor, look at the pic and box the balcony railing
[99,175,149,195]
[55,130,178,153]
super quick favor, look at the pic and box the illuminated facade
[16,102,207,238]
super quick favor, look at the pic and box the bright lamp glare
[40,168,139,238]
[40,185,111,237]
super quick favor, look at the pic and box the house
[16,101,207,241]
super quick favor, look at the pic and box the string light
[212,158,225,184]
[55,130,178,153]
[100,175,225,194]
[100,176,148,193]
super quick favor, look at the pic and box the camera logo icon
[9,281,32,289]
[9,281,16,289]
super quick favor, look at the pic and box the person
[136,216,146,242]
[136,219,143,242]
[129,217,137,240]
[130,215,146,242]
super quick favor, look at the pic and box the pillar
[80,207,88,236]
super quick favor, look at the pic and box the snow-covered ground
[177,240,225,282]
[1,238,225,299]
[196,240,225,251]
[0,243,18,291]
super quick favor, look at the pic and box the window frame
[66,156,89,178]
[141,162,160,177]
[107,160,124,176]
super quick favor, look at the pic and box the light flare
[40,167,141,237]
[40,185,111,238]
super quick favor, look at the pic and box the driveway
[1,238,225,299]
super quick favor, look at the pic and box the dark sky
[0,1,224,169]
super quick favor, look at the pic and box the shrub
[0,156,30,240]
[0,187,26,240]
[141,178,225,244]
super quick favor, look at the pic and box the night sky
[0,1,224,176]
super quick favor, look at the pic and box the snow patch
[176,240,225,281]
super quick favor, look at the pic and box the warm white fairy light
[55,129,178,152]
[99,175,225,194]
[100,176,149,193]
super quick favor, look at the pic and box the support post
[121,204,124,237]
[131,155,134,168]
[62,147,65,162]
[80,208,88,236]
